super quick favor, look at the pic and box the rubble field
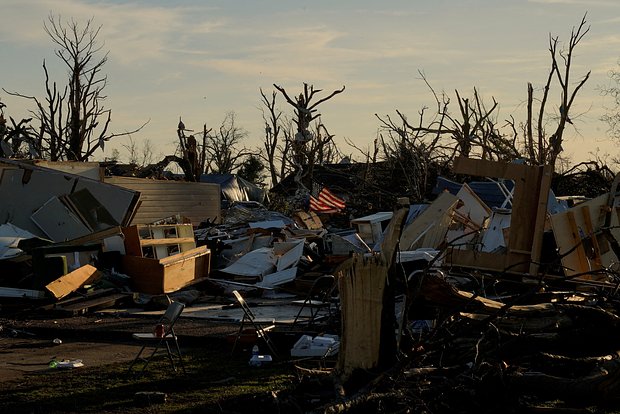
[5,157,620,412]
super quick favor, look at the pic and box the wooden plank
[139,237,195,247]
[45,264,101,300]
[446,249,529,273]
[293,210,323,230]
[56,293,128,315]
[380,207,409,264]
[565,211,589,274]
[128,199,220,206]
[57,226,123,247]
[508,165,541,252]
[528,164,553,275]
[550,194,620,279]
[159,245,209,265]
[453,156,531,180]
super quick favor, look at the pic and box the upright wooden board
[336,254,388,379]
[447,157,552,275]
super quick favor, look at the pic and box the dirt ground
[0,337,140,382]
[0,313,240,383]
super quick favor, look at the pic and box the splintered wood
[336,254,388,379]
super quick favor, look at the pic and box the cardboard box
[122,246,210,294]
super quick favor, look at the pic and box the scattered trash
[48,359,83,369]
[5,156,620,412]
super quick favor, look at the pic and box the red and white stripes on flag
[309,187,346,213]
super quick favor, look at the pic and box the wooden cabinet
[121,224,210,294]
[123,224,196,259]
[122,245,211,294]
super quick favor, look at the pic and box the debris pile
[5,155,620,412]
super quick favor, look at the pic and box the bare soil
[0,313,299,414]
[0,313,240,382]
[0,337,139,382]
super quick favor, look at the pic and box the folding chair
[128,301,186,375]
[292,275,337,328]
[231,290,279,358]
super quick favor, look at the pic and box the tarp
[433,176,514,209]
[200,173,266,204]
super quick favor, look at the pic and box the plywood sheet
[550,193,619,279]
[45,264,101,300]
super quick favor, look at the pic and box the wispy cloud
[2,0,619,160]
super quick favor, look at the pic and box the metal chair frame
[128,301,186,375]
[292,274,337,328]
[231,290,279,358]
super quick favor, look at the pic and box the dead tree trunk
[336,253,395,381]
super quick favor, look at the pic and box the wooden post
[336,253,390,380]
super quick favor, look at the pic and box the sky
[1,0,620,166]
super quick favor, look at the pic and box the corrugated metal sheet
[105,176,221,226]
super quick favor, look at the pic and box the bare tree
[374,71,522,200]
[260,88,285,185]
[122,135,155,167]
[376,14,591,187]
[521,14,591,169]
[375,106,452,201]
[205,111,252,174]
[273,83,345,187]
[4,14,145,161]
[176,117,211,181]
[600,64,620,143]
[0,100,39,158]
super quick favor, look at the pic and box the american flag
[309,187,346,213]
